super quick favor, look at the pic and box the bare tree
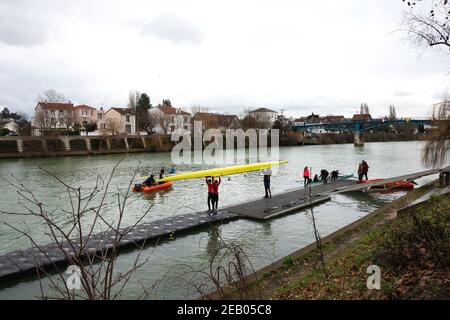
[402,0,450,52]
[127,90,141,112]
[33,109,51,132]
[37,89,69,103]
[240,108,270,130]
[157,114,172,134]
[422,100,450,166]
[147,113,158,134]
[190,106,209,117]
[0,161,153,300]
[389,105,397,120]
[105,117,122,136]
[400,1,450,167]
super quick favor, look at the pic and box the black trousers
[207,192,213,210]
[212,193,219,209]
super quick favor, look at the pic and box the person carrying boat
[212,176,221,214]
[262,167,272,199]
[206,177,214,213]
[303,166,311,188]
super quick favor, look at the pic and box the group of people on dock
[137,160,370,212]
[302,167,341,186]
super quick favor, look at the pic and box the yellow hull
[157,161,288,182]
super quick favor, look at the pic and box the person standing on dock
[358,162,364,182]
[303,166,311,188]
[212,176,221,214]
[206,177,214,212]
[362,160,369,180]
[262,167,272,199]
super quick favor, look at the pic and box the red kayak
[132,181,173,193]
[362,179,414,190]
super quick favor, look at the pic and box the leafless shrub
[156,226,264,300]
[422,100,450,167]
[0,159,154,300]
[307,180,327,277]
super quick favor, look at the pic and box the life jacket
[303,168,310,177]
[206,181,214,193]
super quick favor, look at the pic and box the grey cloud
[142,13,204,45]
[0,3,49,46]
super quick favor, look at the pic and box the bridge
[292,118,432,146]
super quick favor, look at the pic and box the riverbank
[0,132,426,158]
[0,134,174,158]
[206,180,449,299]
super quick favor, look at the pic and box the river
[0,141,439,299]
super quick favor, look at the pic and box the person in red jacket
[362,160,369,180]
[211,176,221,214]
[206,177,214,212]
[303,166,311,188]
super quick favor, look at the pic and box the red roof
[35,102,74,111]
[158,106,190,115]
[352,114,372,121]
[106,107,136,116]
[75,104,96,110]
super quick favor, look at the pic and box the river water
[0,141,439,299]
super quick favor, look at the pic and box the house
[249,108,278,127]
[352,113,372,121]
[74,105,97,126]
[104,107,136,135]
[1,121,19,133]
[322,115,345,123]
[149,105,191,134]
[191,112,240,131]
[32,102,75,133]
[96,107,106,132]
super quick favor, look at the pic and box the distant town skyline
[1,0,449,118]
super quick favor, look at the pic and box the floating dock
[225,180,354,219]
[1,166,449,282]
[0,211,238,281]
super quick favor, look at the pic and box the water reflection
[0,141,444,299]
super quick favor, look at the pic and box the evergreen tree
[136,93,152,130]
[1,107,10,119]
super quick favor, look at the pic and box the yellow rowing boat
[157,161,288,183]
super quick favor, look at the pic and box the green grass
[271,195,450,300]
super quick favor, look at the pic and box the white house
[1,121,19,133]
[32,102,75,135]
[249,108,278,127]
[104,107,136,135]
[149,105,191,134]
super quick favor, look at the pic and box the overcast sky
[0,0,449,118]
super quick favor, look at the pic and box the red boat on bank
[361,179,415,190]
